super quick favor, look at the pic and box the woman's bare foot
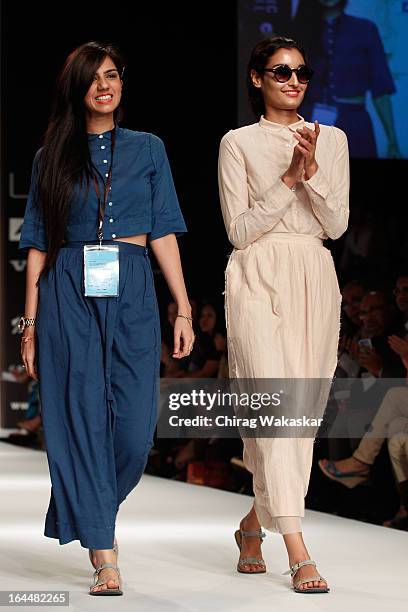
[283,532,328,591]
[237,506,265,572]
[320,456,370,475]
[89,548,120,593]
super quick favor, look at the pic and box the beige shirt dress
[218,114,350,533]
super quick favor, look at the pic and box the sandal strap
[94,562,120,575]
[282,559,326,587]
[328,460,368,478]
[238,557,265,566]
[240,529,266,539]
[282,559,317,575]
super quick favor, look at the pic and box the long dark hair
[35,41,126,282]
[246,36,307,119]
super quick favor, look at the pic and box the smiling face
[84,54,122,118]
[251,47,308,115]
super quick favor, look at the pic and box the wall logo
[9,218,23,242]
[10,402,28,411]
[9,260,26,272]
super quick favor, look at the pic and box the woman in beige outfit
[218,37,349,592]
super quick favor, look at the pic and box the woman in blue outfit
[291,0,401,158]
[18,41,194,595]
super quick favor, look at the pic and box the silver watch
[18,316,36,333]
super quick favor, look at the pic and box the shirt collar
[87,123,118,141]
[259,113,306,133]
[324,13,342,25]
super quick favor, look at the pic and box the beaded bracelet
[176,315,193,327]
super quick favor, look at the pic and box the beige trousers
[388,433,408,484]
[224,232,342,534]
[353,386,408,483]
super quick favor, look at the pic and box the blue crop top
[18,125,188,252]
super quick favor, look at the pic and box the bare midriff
[112,233,147,247]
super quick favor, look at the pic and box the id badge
[83,244,119,297]
[311,103,338,125]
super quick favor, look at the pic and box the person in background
[216,332,229,379]
[340,279,366,338]
[393,273,408,332]
[319,344,408,531]
[291,0,401,158]
[16,380,42,434]
[327,290,406,459]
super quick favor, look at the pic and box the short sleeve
[18,148,48,253]
[367,21,396,98]
[148,134,187,242]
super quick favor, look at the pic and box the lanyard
[91,126,116,245]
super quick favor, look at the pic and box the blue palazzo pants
[35,240,161,549]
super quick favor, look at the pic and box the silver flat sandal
[89,562,123,596]
[234,528,266,574]
[282,559,330,593]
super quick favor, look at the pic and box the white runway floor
[0,439,407,611]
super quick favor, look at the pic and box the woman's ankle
[288,551,311,566]
[240,510,260,530]
[286,541,309,566]
[351,454,370,467]
[92,549,116,561]
[283,531,309,565]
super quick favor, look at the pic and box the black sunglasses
[262,64,314,84]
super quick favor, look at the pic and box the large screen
[238,0,408,159]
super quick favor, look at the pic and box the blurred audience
[328,290,406,458]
